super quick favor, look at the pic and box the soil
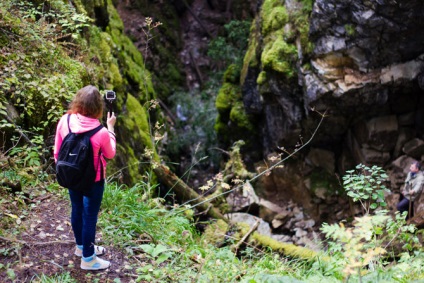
[0,194,144,283]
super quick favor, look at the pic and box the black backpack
[56,114,104,193]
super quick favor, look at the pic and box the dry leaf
[37,231,47,239]
[5,213,18,219]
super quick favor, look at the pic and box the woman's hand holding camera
[107,112,116,134]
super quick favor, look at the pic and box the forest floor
[0,193,140,283]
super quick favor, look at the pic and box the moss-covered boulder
[215,64,257,148]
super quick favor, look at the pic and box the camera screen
[105,91,116,100]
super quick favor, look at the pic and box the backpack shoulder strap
[66,114,72,133]
[84,124,104,138]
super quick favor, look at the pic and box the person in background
[397,161,424,220]
[54,85,116,270]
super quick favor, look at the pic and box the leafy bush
[0,0,91,129]
[208,20,251,71]
[343,164,389,214]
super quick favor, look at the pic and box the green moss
[261,35,297,76]
[257,71,267,85]
[109,143,139,182]
[114,93,159,183]
[214,118,228,135]
[302,62,312,71]
[203,220,229,246]
[109,62,123,86]
[229,102,254,131]
[215,83,239,114]
[345,24,355,36]
[215,81,254,133]
[252,0,314,88]
[106,0,124,32]
[241,18,260,85]
[223,64,241,84]
[251,232,318,260]
[233,222,251,240]
[261,5,289,36]
[299,0,314,13]
[124,94,154,149]
[216,62,258,145]
[224,140,254,179]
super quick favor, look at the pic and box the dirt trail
[0,195,136,283]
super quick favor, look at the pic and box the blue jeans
[397,197,413,219]
[68,181,104,257]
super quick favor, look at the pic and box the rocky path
[0,194,135,283]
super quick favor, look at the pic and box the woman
[54,85,116,270]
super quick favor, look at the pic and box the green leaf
[140,244,154,256]
[6,269,15,280]
[152,244,169,257]
[156,252,172,264]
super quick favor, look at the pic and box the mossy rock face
[229,102,254,131]
[215,81,255,144]
[216,83,239,114]
[261,4,289,36]
[78,0,158,184]
[223,64,241,84]
[261,35,298,77]
[226,0,315,162]
[243,0,314,85]
[115,94,159,184]
[111,0,185,100]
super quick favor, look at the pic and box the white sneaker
[80,255,111,270]
[75,245,106,257]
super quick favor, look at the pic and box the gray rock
[306,148,335,173]
[403,138,424,159]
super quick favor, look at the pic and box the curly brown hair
[68,85,103,118]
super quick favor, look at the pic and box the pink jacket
[54,113,116,182]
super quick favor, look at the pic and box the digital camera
[105,90,116,102]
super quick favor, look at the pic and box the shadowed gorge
[1,0,424,281]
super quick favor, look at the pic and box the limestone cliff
[233,0,424,224]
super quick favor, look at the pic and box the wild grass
[32,272,76,283]
[94,166,424,282]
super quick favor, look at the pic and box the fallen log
[251,232,319,260]
[153,164,228,222]
[203,219,324,261]
[232,217,260,253]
